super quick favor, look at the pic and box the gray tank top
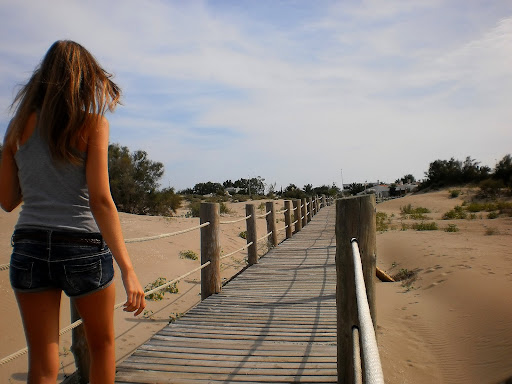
[14,124,99,232]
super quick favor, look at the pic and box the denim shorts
[10,229,115,298]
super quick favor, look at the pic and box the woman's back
[15,114,99,232]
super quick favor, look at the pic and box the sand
[376,189,512,384]
[0,191,511,383]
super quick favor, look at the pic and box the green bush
[487,211,499,219]
[239,231,247,239]
[449,189,461,198]
[144,277,179,301]
[444,224,459,232]
[188,201,201,217]
[400,204,431,219]
[219,202,231,214]
[442,205,467,219]
[179,250,198,260]
[478,178,505,198]
[412,221,438,231]
[376,212,390,232]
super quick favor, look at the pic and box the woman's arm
[0,126,22,212]
[86,116,146,316]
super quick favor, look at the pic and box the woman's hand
[121,269,146,316]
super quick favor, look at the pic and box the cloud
[1,1,511,190]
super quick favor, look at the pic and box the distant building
[225,187,243,195]
[357,182,418,199]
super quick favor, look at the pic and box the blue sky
[1,0,511,191]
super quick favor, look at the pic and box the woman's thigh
[15,289,62,355]
[73,283,116,348]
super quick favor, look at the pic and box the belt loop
[47,230,52,251]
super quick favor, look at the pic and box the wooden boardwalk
[116,205,337,383]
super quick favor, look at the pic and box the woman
[0,40,146,383]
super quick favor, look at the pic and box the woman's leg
[15,289,62,384]
[73,283,116,384]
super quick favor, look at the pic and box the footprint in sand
[424,265,443,274]
[424,279,446,289]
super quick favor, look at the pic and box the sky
[1,0,511,192]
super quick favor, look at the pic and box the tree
[303,184,313,195]
[347,183,365,195]
[108,143,181,215]
[494,154,512,186]
[193,182,224,195]
[282,184,306,199]
[397,174,416,184]
[422,156,491,189]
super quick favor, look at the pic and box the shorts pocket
[10,256,34,289]
[64,259,102,295]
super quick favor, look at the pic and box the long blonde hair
[6,40,121,164]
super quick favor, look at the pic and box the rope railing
[0,263,9,271]
[220,242,253,260]
[256,211,271,218]
[220,215,251,224]
[277,225,288,232]
[257,231,273,243]
[351,239,384,383]
[125,222,210,243]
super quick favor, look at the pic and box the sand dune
[376,189,512,384]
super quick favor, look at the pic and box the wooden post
[322,194,327,208]
[301,198,307,227]
[293,199,302,233]
[200,202,221,300]
[336,194,377,384]
[307,197,312,222]
[246,204,258,265]
[70,300,90,384]
[284,200,292,239]
[316,196,320,212]
[266,201,278,247]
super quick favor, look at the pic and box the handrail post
[70,300,90,384]
[336,195,377,383]
[307,197,312,222]
[200,202,221,300]
[266,201,278,247]
[246,204,258,265]
[301,198,307,227]
[322,194,327,208]
[293,199,302,233]
[284,200,293,239]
